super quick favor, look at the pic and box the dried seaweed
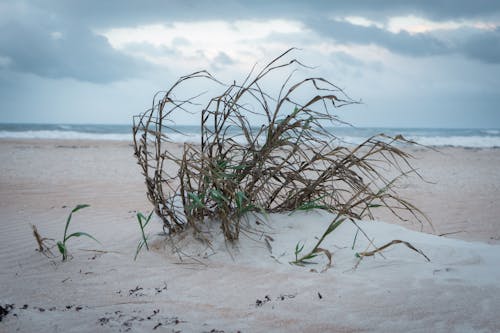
[356,239,430,262]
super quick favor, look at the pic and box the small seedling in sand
[134,211,153,260]
[293,241,316,264]
[291,215,345,265]
[294,241,304,262]
[57,204,99,261]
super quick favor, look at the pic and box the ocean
[0,123,499,148]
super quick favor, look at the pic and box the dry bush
[133,49,427,248]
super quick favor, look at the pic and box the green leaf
[57,241,66,256]
[188,193,204,205]
[235,191,248,210]
[295,241,304,254]
[63,204,90,241]
[301,253,318,261]
[65,232,100,244]
[72,204,90,213]
[209,189,229,204]
[227,164,247,170]
[217,159,228,169]
[136,211,153,229]
[325,218,346,235]
[187,192,205,211]
[238,205,255,215]
[134,239,146,261]
[351,228,360,250]
[368,204,383,208]
[297,202,328,211]
[144,211,154,227]
[134,210,152,259]
[292,196,330,213]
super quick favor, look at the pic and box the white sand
[1,139,499,332]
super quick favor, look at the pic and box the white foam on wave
[2,129,500,148]
[482,129,500,135]
[410,135,500,148]
[164,132,202,143]
[0,130,131,141]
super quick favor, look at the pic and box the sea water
[1,123,499,148]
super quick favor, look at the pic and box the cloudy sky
[1,0,499,128]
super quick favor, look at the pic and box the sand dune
[1,139,499,332]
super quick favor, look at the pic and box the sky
[0,0,499,128]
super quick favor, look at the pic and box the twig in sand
[356,239,430,262]
[350,238,374,271]
[31,224,56,257]
[316,247,332,272]
[77,249,121,254]
[438,231,465,237]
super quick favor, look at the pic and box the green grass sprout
[134,211,154,260]
[57,204,99,261]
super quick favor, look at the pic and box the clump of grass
[133,49,428,258]
[134,211,153,260]
[57,204,99,261]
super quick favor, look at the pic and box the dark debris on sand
[255,293,297,307]
[0,304,15,321]
[97,308,184,332]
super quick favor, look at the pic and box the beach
[1,139,500,332]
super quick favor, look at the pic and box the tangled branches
[133,49,427,243]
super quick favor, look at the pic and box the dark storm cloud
[460,28,500,64]
[307,19,449,57]
[1,0,499,83]
[0,24,148,83]
[305,18,500,64]
[36,0,500,64]
[383,0,500,20]
[0,4,149,83]
[267,1,500,63]
[35,0,500,26]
